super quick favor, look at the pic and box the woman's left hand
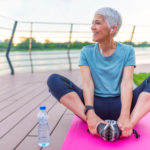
[117,116,133,137]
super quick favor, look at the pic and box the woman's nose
[91,23,96,31]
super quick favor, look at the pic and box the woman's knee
[47,73,60,89]
[138,92,150,102]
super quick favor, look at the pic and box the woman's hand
[86,110,107,135]
[117,115,133,137]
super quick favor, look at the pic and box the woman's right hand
[86,110,107,136]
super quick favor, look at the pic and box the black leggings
[47,74,150,120]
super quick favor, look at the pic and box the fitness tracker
[85,105,94,115]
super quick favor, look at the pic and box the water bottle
[38,106,50,147]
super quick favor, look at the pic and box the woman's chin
[92,37,104,43]
[92,38,99,42]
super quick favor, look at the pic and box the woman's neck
[98,39,117,56]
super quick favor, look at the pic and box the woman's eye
[95,22,101,24]
[91,21,102,25]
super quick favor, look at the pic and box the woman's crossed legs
[47,74,150,129]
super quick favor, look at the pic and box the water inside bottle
[38,142,50,147]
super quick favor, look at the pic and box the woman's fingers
[121,129,133,137]
[88,126,97,135]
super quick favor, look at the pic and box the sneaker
[97,120,121,142]
[97,123,110,141]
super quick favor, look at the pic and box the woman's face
[91,14,111,42]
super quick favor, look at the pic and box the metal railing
[0,15,150,75]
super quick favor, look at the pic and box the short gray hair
[95,7,122,36]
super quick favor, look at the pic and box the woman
[47,7,150,138]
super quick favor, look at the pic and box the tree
[0,39,14,50]
[16,38,37,49]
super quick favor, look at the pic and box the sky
[1,0,150,43]
[1,0,150,25]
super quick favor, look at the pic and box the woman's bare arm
[117,66,134,137]
[80,66,107,135]
[120,66,134,117]
[80,66,94,106]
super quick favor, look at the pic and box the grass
[133,73,150,86]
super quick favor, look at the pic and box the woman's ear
[110,26,118,34]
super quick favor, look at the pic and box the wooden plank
[0,90,50,138]
[15,136,40,150]
[0,83,43,110]
[43,114,74,150]
[15,114,74,150]
[0,84,46,122]
[0,76,22,91]
[65,109,74,115]
[29,100,66,136]
[0,75,31,95]
[0,82,43,102]
[0,71,48,95]
[0,97,55,150]
[0,70,81,150]
[0,101,13,111]
[0,83,27,97]
[16,100,67,150]
[0,84,30,102]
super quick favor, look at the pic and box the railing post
[130,25,136,43]
[6,21,18,75]
[29,22,34,73]
[67,24,73,71]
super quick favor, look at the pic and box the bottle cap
[40,106,46,110]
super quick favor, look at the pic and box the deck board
[29,99,66,136]
[0,90,51,139]
[0,97,56,150]
[0,84,45,118]
[15,114,74,150]
[0,70,80,150]
[43,114,74,150]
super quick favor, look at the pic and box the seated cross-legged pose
[47,7,150,138]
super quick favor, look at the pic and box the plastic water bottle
[38,106,50,147]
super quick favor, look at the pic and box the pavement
[134,64,150,74]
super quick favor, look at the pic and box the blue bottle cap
[40,106,46,110]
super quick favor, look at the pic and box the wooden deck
[0,69,82,150]
[0,64,150,150]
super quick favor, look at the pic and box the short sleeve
[124,47,136,67]
[79,48,89,66]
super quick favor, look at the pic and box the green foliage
[70,41,92,49]
[134,41,150,47]
[14,39,93,51]
[123,41,150,47]
[133,73,150,86]
[0,39,14,50]
[1,37,150,52]
[122,41,135,46]
[15,38,44,49]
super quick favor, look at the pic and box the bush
[133,73,150,86]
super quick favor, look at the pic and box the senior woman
[47,7,150,138]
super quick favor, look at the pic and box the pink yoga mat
[61,113,150,150]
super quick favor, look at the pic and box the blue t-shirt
[79,42,136,97]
